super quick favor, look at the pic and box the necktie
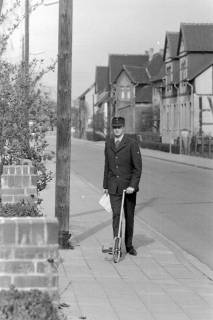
[115,140,120,148]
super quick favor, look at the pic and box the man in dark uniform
[103,116,142,256]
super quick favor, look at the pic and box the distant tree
[71,106,79,129]
[0,58,56,164]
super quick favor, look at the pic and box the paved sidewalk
[41,135,213,320]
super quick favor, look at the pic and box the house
[94,53,166,135]
[178,23,213,138]
[94,66,109,135]
[95,54,150,135]
[148,53,165,133]
[113,64,152,133]
[162,23,213,144]
[150,62,165,133]
[161,31,179,143]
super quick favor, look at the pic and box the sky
[4,0,213,102]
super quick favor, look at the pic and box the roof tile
[123,65,149,84]
[180,23,213,52]
[108,54,149,84]
[95,66,109,93]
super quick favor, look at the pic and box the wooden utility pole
[55,0,72,248]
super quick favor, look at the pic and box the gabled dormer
[177,23,213,94]
[179,38,185,56]
[163,32,179,96]
[113,65,150,104]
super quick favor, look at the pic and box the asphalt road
[70,138,213,270]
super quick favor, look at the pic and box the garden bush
[0,200,42,217]
[0,287,64,320]
[86,130,105,141]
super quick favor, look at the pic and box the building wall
[115,71,135,133]
[135,103,153,133]
[161,96,179,143]
[194,94,213,136]
[152,85,162,133]
[119,106,134,133]
[195,66,213,95]
[179,94,192,132]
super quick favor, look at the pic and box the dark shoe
[127,248,137,256]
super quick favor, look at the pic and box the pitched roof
[123,65,149,84]
[150,63,165,83]
[147,53,164,77]
[163,32,179,60]
[187,53,213,80]
[179,23,213,53]
[108,54,149,84]
[95,66,109,93]
[136,85,152,103]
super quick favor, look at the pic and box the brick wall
[0,217,59,299]
[1,165,37,204]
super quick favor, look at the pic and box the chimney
[149,48,154,61]
[159,48,164,56]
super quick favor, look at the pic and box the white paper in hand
[99,194,112,213]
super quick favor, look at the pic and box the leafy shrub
[86,130,105,141]
[33,161,53,192]
[0,200,42,217]
[0,287,63,320]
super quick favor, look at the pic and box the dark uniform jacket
[103,135,142,195]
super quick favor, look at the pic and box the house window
[119,87,131,101]
[166,65,172,84]
[180,58,187,81]
[167,105,170,131]
[166,84,172,95]
[189,102,192,130]
[163,105,166,129]
[174,104,178,129]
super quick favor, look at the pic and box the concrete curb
[135,215,213,281]
[142,153,213,171]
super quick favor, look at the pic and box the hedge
[139,140,180,154]
[0,288,63,320]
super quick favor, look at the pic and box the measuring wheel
[113,237,121,263]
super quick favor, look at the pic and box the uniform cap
[111,117,125,128]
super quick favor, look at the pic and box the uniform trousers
[109,192,136,250]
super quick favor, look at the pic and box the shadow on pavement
[71,198,157,245]
[133,233,155,250]
[72,219,111,244]
[71,208,105,218]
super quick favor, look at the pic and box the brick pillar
[1,165,37,204]
[0,217,59,299]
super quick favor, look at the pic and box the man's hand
[103,189,109,196]
[126,187,135,194]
